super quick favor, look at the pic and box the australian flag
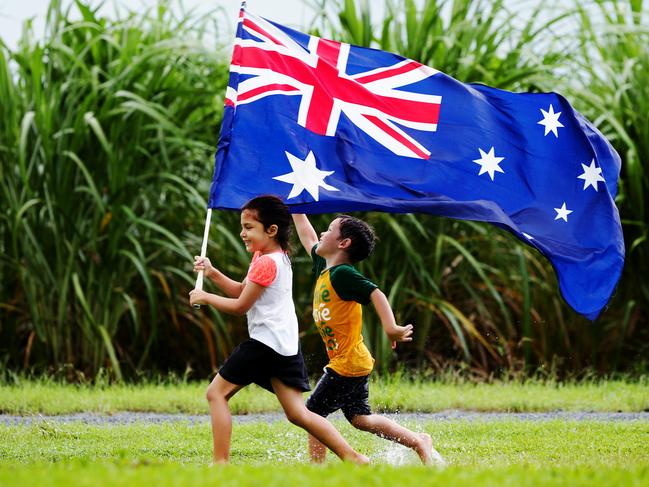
[209,8,625,320]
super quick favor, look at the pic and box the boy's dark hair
[336,214,376,263]
[242,195,292,253]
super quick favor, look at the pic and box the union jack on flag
[209,7,624,320]
[226,10,440,159]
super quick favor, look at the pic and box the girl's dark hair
[241,195,292,253]
[336,214,376,263]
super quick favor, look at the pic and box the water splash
[372,443,420,466]
[264,430,306,464]
[371,440,448,467]
[429,446,447,467]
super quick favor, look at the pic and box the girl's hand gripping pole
[193,208,212,309]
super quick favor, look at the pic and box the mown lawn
[2,378,648,486]
[0,419,647,486]
[0,463,647,487]
[1,377,648,414]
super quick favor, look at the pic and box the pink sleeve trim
[247,255,277,287]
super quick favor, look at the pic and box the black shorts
[305,367,372,422]
[218,338,311,393]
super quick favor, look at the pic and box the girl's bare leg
[206,374,244,464]
[270,378,368,464]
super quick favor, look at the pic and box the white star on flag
[577,159,605,191]
[538,104,564,137]
[273,150,340,201]
[473,147,505,181]
[554,202,573,222]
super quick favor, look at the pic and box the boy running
[292,213,444,465]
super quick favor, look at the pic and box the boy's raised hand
[291,214,318,254]
[387,323,414,349]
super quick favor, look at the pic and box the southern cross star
[554,202,573,222]
[473,147,505,181]
[577,159,606,191]
[538,104,564,137]
[273,151,340,201]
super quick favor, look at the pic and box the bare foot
[347,452,370,465]
[415,433,446,466]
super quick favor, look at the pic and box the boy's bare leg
[271,378,369,464]
[206,374,244,464]
[308,433,328,463]
[351,414,441,465]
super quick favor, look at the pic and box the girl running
[190,196,368,465]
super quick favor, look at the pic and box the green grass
[0,419,647,486]
[2,378,647,485]
[0,464,647,487]
[1,378,647,415]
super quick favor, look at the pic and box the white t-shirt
[245,251,299,356]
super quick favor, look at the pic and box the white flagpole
[193,208,213,309]
[193,3,239,309]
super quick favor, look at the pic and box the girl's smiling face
[240,209,277,253]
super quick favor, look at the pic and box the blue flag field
[209,9,625,320]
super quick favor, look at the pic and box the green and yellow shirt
[311,245,378,377]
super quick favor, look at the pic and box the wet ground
[2,410,648,426]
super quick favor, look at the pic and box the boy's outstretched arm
[292,214,318,255]
[370,289,414,349]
